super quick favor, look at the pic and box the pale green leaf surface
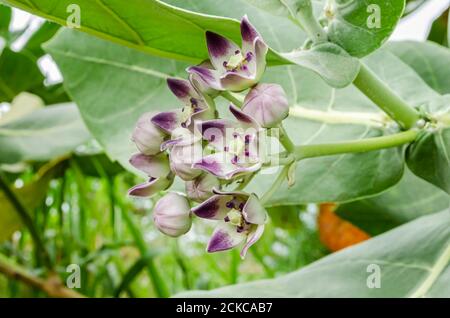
[0,103,91,164]
[406,127,450,194]
[176,211,450,297]
[387,41,450,95]
[337,169,450,235]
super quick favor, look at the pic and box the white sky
[6,0,450,83]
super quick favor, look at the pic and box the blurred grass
[0,157,327,297]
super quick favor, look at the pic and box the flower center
[181,98,201,124]
[226,209,243,227]
[228,136,245,156]
[223,50,253,72]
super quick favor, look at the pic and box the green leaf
[0,48,44,102]
[281,42,360,88]
[327,0,406,57]
[0,3,11,33]
[406,128,450,194]
[44,29,188,167]
[0,158,67,242]
[0,103,91,164]
[176,211,450,297]
[387,41,450,95]
[337,170,450,235]
[1,0,286,65]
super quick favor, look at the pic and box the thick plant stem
[0,254,85,298]
[353,63,421,130]
[295,130,419,160]
[0,172,53,270]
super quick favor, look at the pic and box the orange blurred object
[318,203,370,252]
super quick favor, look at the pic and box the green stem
[221,91,244,107]
[278,125,296,153]
[294,0,328,43]
[353,63,421,130]
[260,165,291,205]
[295,130,419,160]
[0,172,53,270]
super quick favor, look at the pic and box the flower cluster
[129,16,289,259]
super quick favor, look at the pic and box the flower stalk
[294,129,419,160]
[353,63,421,130]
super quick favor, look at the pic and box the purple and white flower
[128,153,174,197]
[131,112,167,155]
[185,173,221,203]
[242,83,289,128]
[153,192,192,237]
[161,127,204,181]
[192,189,267,258]
[194,104,263,180]
[151,78,215,133]
[187,16,268,92]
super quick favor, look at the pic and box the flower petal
[242,83,289,128]
[132,112,166,155]
[229,104,260,129]
[207,223,246,253]
[167,78,199,104]
[191,194,232,220]
[206,31,240,71]
[129,153,170,178]
[254,37,268,81]
[169,142,203,181]
[194,153,261,180]
[193,152,235,179]
[242,194,267,225]
[187,65,223,92]
[240,224,265,259]
[151,111,181,133]
[197,119,236,150]
[240,15,261,53]
[128,177,173,198]
[220,72,257,92]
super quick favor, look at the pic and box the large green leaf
[337,170,450,235]
[44,30,188,167]
[387,41,450,95]
[0,104,91,164]
[406,128,450,194]
[0,48,44,102]
[1,0,286,65]
[327,0,405,57]
[176,211,450,297]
